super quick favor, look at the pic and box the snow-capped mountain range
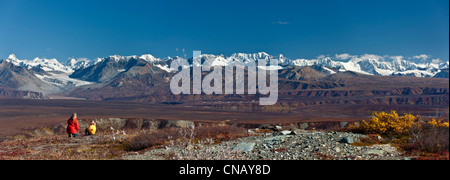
[7,54,73,73]
[5,52,449,76]
[1,52,448,94]
[289,55,449,77]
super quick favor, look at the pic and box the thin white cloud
[413,54,429,61]
[388,55,404,61]
[273,21,289,25]
[335,53,353,60]
[431,58,442,64]
[317,55,326,59]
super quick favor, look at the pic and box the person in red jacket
[67,113,80,137]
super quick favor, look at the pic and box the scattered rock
[299,123,309,130]
[122,130,405,160]
[259,124,270,129]
[334,147,341,153]
[279,130,295,135]
[259,125,282,131]
[272,126,283,131]
[403,157,414,160]
[247,129,258,135]
[232,142,256,152]
[263,136,287,143]
[340,121,348,129]
[340,137,354,144]
[363,149,384,156]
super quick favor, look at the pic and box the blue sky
[0,0,448,63]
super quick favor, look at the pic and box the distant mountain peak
[67,58,92,70]
[280,66,326,80]
[140,54,159,62]
[8,54,18,61]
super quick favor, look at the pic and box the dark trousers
[68,132,80,137]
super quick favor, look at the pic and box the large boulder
[87,118,128,131]
[142,119,160,130]
[232,142,256,152]
[279,130,296,135]
[158,120,194,129]
[339,137,354,144]
[123,119,145,129]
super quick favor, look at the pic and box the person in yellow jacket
[85,121,96,135]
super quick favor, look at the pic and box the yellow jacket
[87,124,96,135]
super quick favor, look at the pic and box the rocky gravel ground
[121,130,411,160]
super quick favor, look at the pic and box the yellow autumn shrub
[427,119,449,128]
[349,111,417,137]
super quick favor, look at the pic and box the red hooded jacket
[67,118,79,134]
